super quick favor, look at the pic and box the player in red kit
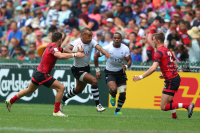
[133,32,195,119]
[5,32,85,117]
[146,16,162,62]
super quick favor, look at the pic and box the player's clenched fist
[133,75,141,81]
[76,52,85,58]
[159,73,164,79]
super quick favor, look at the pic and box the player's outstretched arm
[95,45,110,59]
[54,52,85,59]
[133,62,159,82]
[94,52,101,79]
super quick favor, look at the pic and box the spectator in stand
[125,19,136,36]
[115,2,126,24]
[32,9,46,29]
[175,44,189,61]
[13,46,25,60]
[64,13,79,31]
[6,0,14,15]
[193,10,200,28]
[29,43,38,56]
[128,32,137,50]
[81,8,99,31]
[106,18,115,34]
[144,0,153,13]
[146,16,162,62]
[24,50,39,60]
[184,11,196,26]
[24,25,35,46]
[89,6,102,24]
[171,5,184,19]
[89,0,105,14]
[18,9,33,31]
[14,6,23,22]
[5,21,24,46]
[8,38,18,57]
[35,30,45,48]
[42,25,57,43]
[104,32,113,46]
[131,45,142,63]
[79,3,90,24]
[177,20,190,47]
[0,3,12,30]
[166,26,180,52]
[46,1,60,28]
[138,18,148,37]
[0,46,10,59]
[124,4,134,25]
[187,27,200,62]
[133,4,144,26]
[58,1,72,25]
[185,4,193,13]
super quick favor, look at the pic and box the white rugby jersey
[102,42,130,72]
[70,38,98,67]
[46,9,59,27]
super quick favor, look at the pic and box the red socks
[54,102,60,113]
[10,95,19,104]
[172,112,178,119]
[164,102,190,111]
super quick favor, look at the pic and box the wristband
[139,75,143,79]
[95,67,100,72]
[72,53,74,57]
[125,65,128,69]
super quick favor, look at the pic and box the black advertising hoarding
[0,68,108,106]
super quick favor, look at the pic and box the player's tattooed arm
[63,45,74,53]
[94,52,101,79]
[95,45,110,59]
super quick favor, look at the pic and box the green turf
[0,103,200,133]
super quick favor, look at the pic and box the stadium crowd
[0,0,200,63]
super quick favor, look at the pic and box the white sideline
[0,127,198,133]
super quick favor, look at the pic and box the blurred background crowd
[0,0,200,64]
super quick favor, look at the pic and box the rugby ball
[72,43,84,52]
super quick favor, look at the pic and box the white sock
[170,109,176,113]
[178,103,183,108]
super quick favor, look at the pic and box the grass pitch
[0,103,200,133]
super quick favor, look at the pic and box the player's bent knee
[110,87,117,92]
[58,85,65,93]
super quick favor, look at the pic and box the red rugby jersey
[146,23,157,51]
[37,43,63,74]
[154,46,178,80]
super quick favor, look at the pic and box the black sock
[91,86,100,106]
[115,93,126,112]
[62,88,78,102]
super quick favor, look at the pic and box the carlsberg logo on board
[53,70,93,105]
[0,69,93,104]
[0,69,38,101]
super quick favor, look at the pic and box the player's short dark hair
[52,32,62,42]
[116,2,123,7]
[81,28,92,34]
[152,32,165,43]
[113,32,122,38]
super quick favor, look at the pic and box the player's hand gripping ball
[72,43,84,52]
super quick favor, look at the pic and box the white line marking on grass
[0,127,198,133]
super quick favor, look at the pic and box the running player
[61,28,110,112]
[5,32,85,117]
[94,32,132,115]
[133,32,195,118]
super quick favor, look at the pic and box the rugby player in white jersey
[61,28,110,112]
[94,32,132,115]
